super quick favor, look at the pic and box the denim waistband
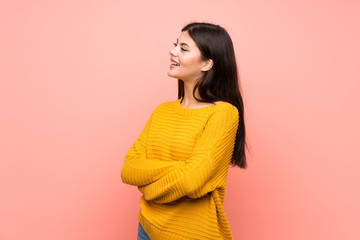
[137,222,151,240]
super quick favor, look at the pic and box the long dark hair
[178,22,248,169]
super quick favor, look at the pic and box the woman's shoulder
[214,100,237,110]
[155,99,178,108]
[153,98,237,115]
[212,101,239,119]
[149,99,177,114]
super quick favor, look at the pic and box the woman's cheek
[182,55,199,69]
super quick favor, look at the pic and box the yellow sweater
[121,97,239,239]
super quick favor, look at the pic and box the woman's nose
[169,46,176,56]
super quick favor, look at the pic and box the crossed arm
[121,105,239,204]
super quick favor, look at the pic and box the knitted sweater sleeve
[138,105,239,203]
[120,108,184,186]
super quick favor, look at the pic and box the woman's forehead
[177,31,197,49]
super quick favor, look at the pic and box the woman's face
[167,31,210,82]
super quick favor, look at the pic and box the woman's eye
[173,42,188,52]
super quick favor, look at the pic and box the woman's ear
[201,59,213,72]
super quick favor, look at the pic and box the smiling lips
[170,58,180,67]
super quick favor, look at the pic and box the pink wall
[1,0,359,239]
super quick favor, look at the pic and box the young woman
[121,22,247,240]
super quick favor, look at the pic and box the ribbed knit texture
[121,97,239,239]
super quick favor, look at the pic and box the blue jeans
[137,222,151,240]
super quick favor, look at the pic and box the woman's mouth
[170,58,180,67]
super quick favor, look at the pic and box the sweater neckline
[175,97,225,116]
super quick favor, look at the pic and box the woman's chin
[167,71,179,79]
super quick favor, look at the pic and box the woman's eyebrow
[180,43,190,47]
[176,39,190,48]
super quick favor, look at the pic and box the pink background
[1,0,359,239]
